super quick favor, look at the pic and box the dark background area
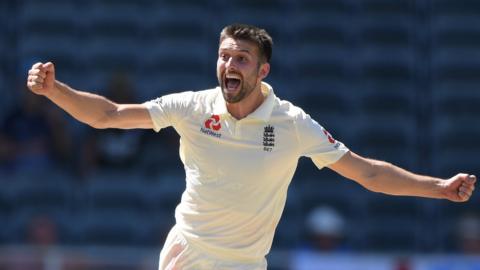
[0,0,479,259]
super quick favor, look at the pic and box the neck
[226,84,265,120]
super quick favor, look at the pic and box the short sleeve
[143,91,193,132]
[295,110,349,169]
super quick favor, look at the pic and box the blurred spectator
[4,214,60,270]
[290,206,350,270]
[80,72,145,175]
[456,213,480,254]
[304,205,347,252]
[27,214,59,247]
[0,89,73,174]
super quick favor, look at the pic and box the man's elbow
[87,114,114,129]
[356,160,391,192]
[88,119,109,129]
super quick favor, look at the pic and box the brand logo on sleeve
[201,114,222,138]
[263,125,275,152]
[322,128,336,144]
[322,128,341,149]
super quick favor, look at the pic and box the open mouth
[224,74,242,92]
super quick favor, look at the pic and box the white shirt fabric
[145,82,349,261]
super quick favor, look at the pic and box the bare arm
[329,151,476,202]
[27,62,153,129]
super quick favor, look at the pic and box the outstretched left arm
[329,151,476,202]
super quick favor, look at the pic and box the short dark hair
[219,23,273,63]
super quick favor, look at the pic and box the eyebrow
[219,48,252,54]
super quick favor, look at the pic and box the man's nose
[225,57,236,70]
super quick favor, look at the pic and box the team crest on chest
[263,125,275,152]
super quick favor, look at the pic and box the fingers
[27,62,56,92]
[29,62,54,75]
[459,184,473,197]
[457,174,476,201]
[29,75,45,84]
[28,63,47,79]
[27,78,43,91]
[27,63,46,91]
[467,174,476,184]
[32,62,43,69]
[458,190,471,201]
[43,62,55,73]
[28,69,47,79]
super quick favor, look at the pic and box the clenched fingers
[459,185,473,197]
[32,62,43,69]
[28,68,47,78]
[27,80,43,91]
[29,75,45,84]
[458,175,476,201]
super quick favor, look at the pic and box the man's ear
[259,62,270,80]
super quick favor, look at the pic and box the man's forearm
[46,81,118,128]
[364,160,445,199]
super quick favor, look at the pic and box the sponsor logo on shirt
[204,115,221,131]
[201,114,222,138]
[263,125,275,152]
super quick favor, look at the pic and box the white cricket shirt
[145,82,349,261]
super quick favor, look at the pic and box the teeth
[226,74,241,80]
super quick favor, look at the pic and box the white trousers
[158,226,267,270]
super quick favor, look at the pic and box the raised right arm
[27,62,153,129]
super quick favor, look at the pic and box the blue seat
[85,174,150,214]
[146,208,176,246]
[367,194,421,219]
[223,0,290,14]
[353,122,417,170]
[18,0,79,47]
[431,51,480,85]
[358,0,415,18]
[358,49,415,83]
[431,16,480,50]
[82,5,145,41]
[357,17,415,51]
[19,0,79,33]
[360,88,415,115]
[17,0,82,80]
[273,183,304,248]
[294,0,352,15]
[0,186,11,242]
[156,0,214,13]
[434,93,480,120]
[6,171,74,216]
[430,124,480,178]
[292,12,353,52]
[432,0,480,17]
[147,171,185,214]
[362,217,422,251]
[73,210,150,246]
[293,50,352,98]
[4,209,70,244]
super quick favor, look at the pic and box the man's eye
[239,56,247,62]
[220,54,229,60]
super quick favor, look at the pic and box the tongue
[226,79,240,90]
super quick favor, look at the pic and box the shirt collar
[213,82,276,122]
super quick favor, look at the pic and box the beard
[218,71,259,104]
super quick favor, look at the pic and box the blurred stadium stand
[1,0,480,268]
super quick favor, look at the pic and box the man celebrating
[27,24,476,270]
